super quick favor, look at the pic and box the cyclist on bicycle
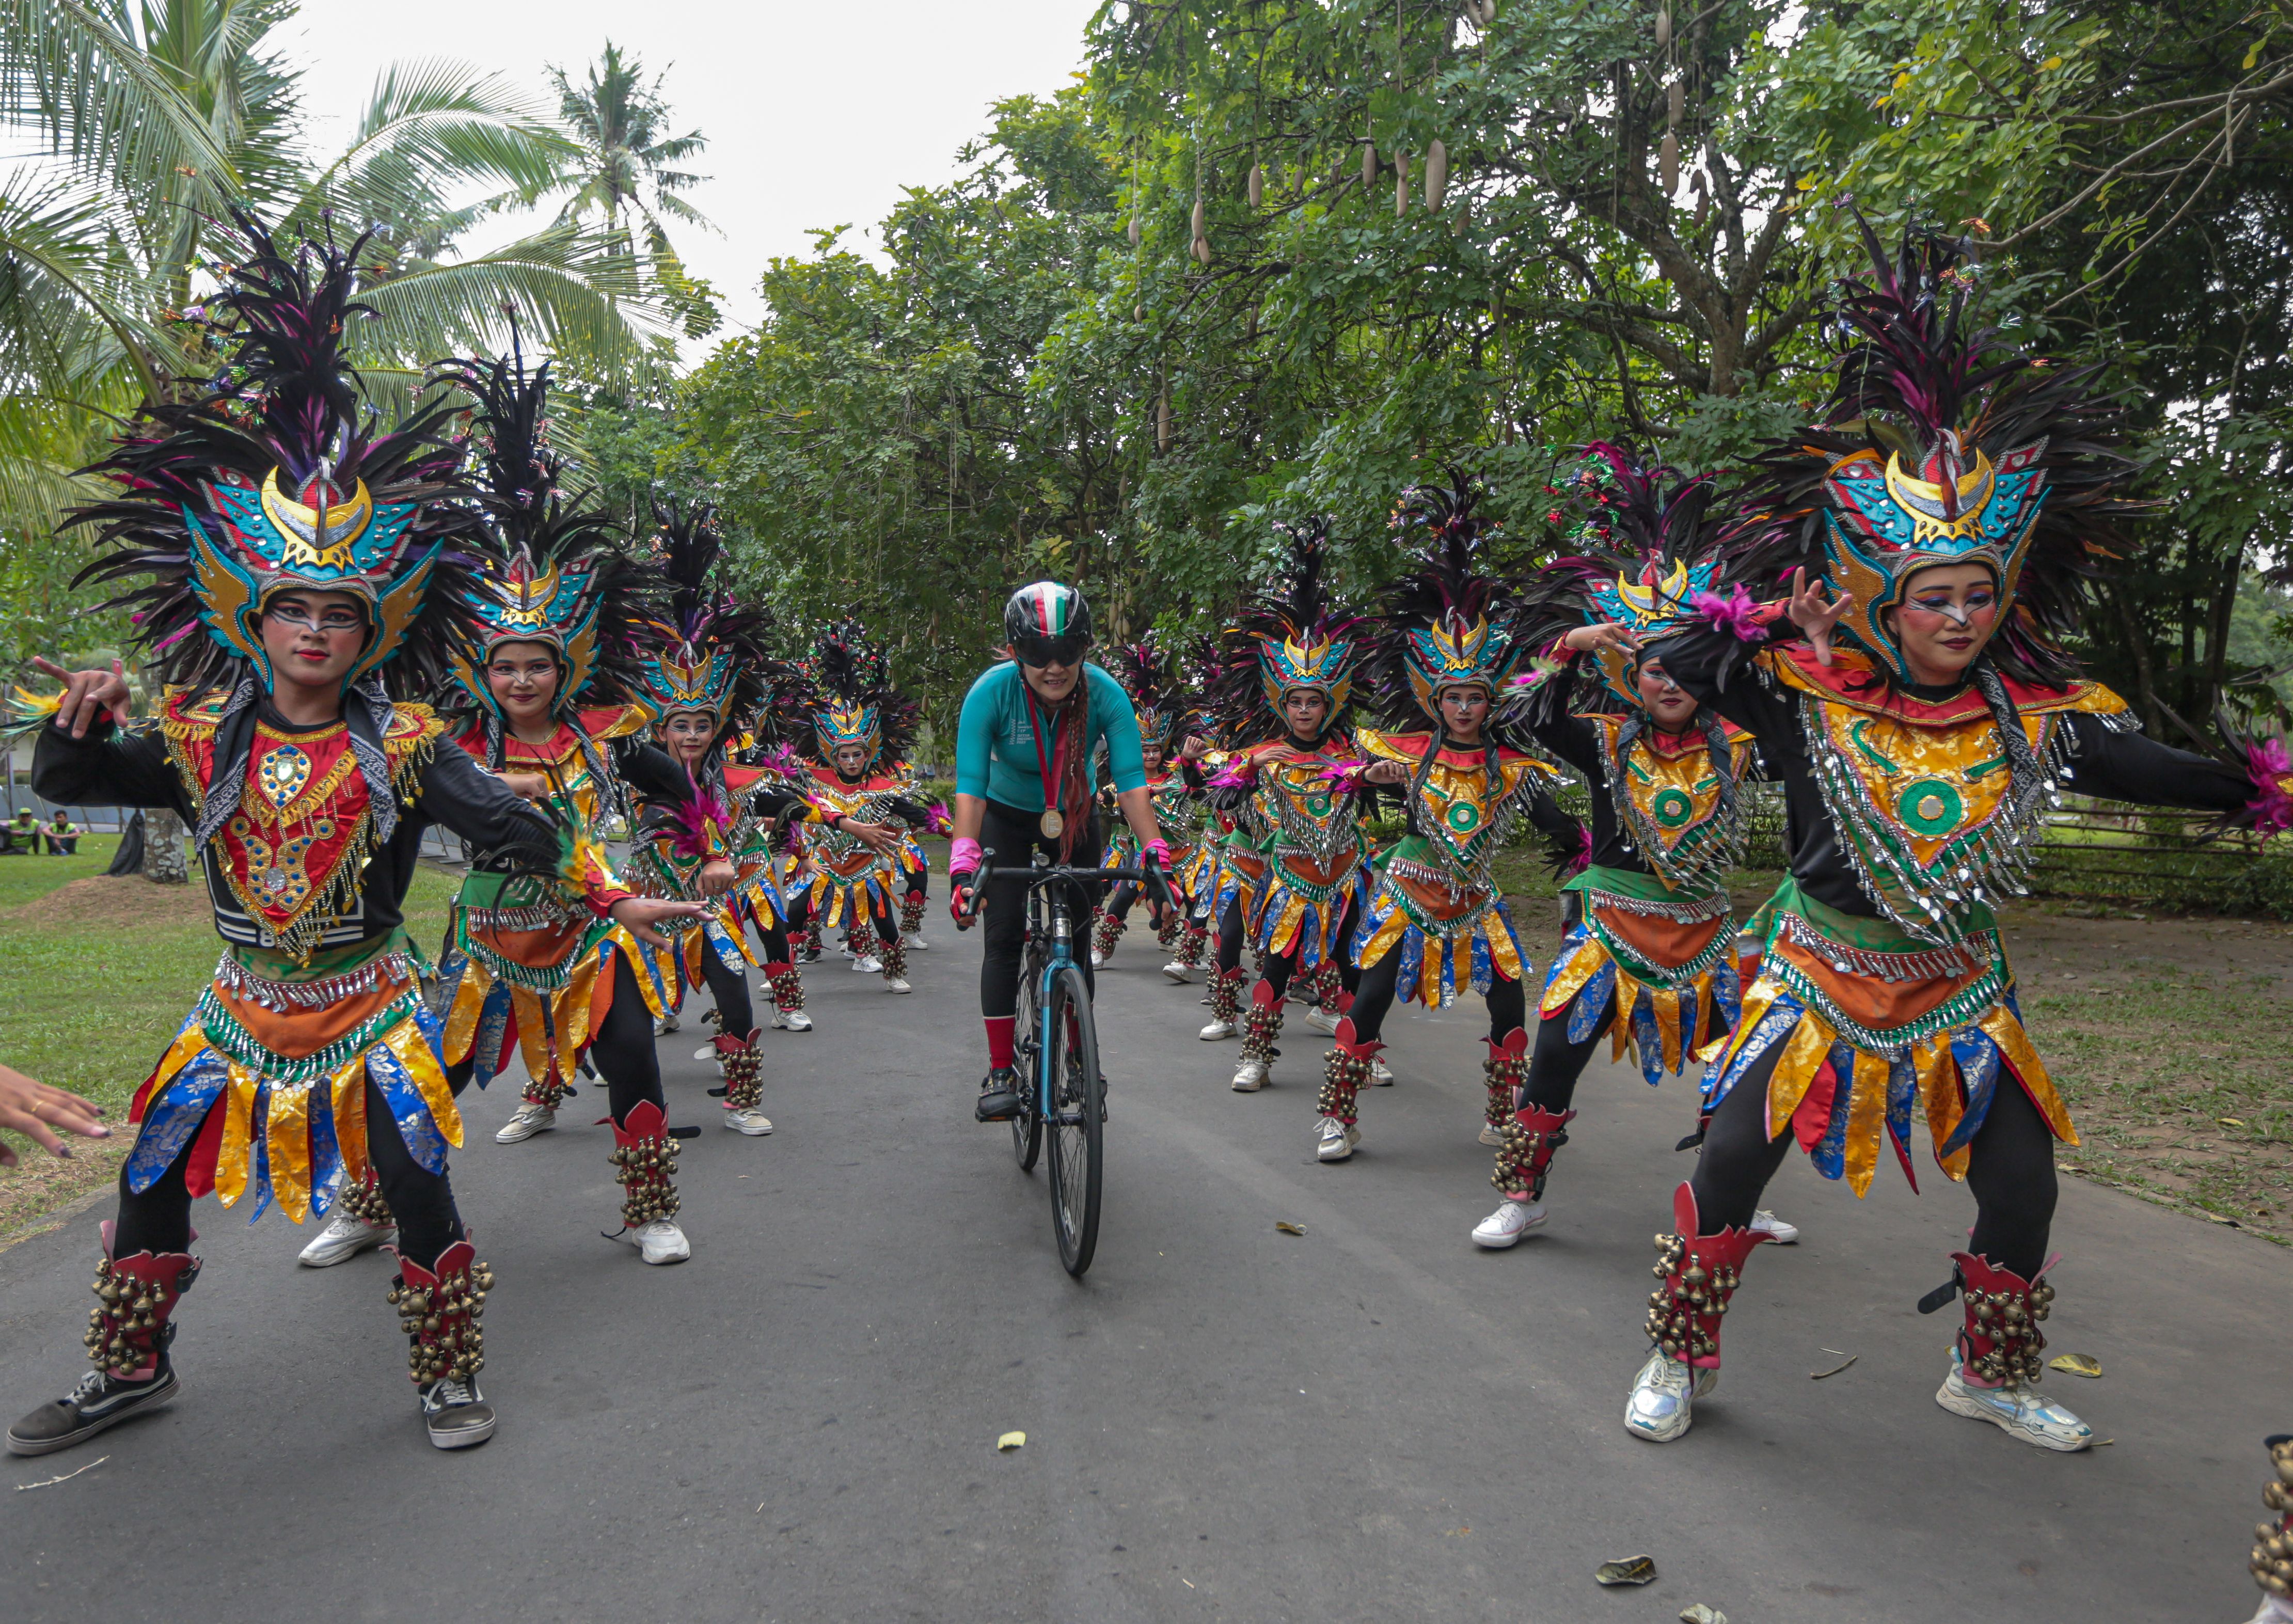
[951,582,1175,1122]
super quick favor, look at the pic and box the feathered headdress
[1363,471,1532,727]
[801,618,919,770]
[1723,218,2136,687]
[1105,633,1184,752]
[628,497,775,756]
[1206,518,1366,746]
[1522,443,1726,713]
[65,210,483,698]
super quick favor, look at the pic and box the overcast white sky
[283,0,1101,343]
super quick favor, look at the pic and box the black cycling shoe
[7,1359,181,1457]
[975,1068,1022,1123]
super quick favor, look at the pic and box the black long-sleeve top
[35,704,559,951]
[1649,625,2255,919]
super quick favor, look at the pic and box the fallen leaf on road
[1275,1221,1306,1235]
[2049,1352,2102,1379]
[1810,1354,1858,1380]
[1680,1607,1730,1624]
[1594,1555,1657,1587]
[997,1431,1026,1452]
[15,1455,105,1491]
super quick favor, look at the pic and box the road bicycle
[965,851,1156,1277]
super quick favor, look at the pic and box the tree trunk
[141,807,189,885]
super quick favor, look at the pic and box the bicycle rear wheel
[1009,948,1042,1172]
[1041,965,1104,1278]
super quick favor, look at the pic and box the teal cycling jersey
[955,662,1146,811]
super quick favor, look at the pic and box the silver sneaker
[297,1211,393,1268]
[724,1106,774,1137]
[905,931,930,951]
[771,1007,813,1032]
[883,974,912,994]
[1624,1351,1715,1443]
[1304,1006,1341,1036]
[852,954,881,973]
[1470,1200,1545,1250]
[1934,1350,2092,1451]
[419,1376,496,1450]
[654,1012,681,1035]
[1750,1209,1799,1244]
[1477,1123,1504,1147]
[1369,1057,1394,1086]
[1198,1018,1237,1040]
[1230,1059,1269,1093]
[1161,961,1195,983]
[494,1101,556,1144]
[1314,1115,1359,1162]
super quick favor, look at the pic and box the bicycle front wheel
[1041,965,1104,1278]
[1009,948,1043,1172]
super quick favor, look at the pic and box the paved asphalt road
[1,919,2285,1624]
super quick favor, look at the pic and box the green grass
[0,853,465,1235]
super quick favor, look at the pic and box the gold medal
[1040,808,1065,839]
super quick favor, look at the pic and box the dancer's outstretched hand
[1785,568,1856,666]
[28,656,130,739]
[698,859,737,896]
[839,817,902,855]
[0,1062,107,1168]
[609,896,707,949]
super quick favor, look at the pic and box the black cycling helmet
[1003,581,1094,667]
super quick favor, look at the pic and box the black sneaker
[975,1068,1022,1123]
[6,1361,181,1457]
[419,1377,497,1450]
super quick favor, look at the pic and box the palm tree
[541,41,719,338]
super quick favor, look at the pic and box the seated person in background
[43,811,78,855]
[4,807,38,855]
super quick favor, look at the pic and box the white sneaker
[1934,1351,2093,1451]
[615,1218,691,1266]
[1369,1058,1394,1086]
[1315,1115,1359,1162]
[1230,1060,1268,1092]
[654,1012,681,1035]
[883,974,912,994]
[905,931,930,951]
[494,1101,556,1144]
[1198,1018,1237,1040]
[853,954,881,973]
[771,1007,813,1032]
[1477,1123,1504,1147]
[1304,1006,1340,1036]
[725,1106,774,1137]
[297,1211,393,1268]
[1470,1200,1546,1249]
[1089,948,1108,968]
[1162,961,1195,983]
[1750,1209,1799,1244]
[1624,1350,1715,1442]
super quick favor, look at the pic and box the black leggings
[1520,994,1617,1112]
[114,1076,466,1269]
[1346,936,1527,1047]
[1253,893,1363,1002]
[1214,895,1250,975]
[977,799,1102,1019]
[699,943,755,1036]
[446,954,667,1124]
[1690,1044,2058,1276]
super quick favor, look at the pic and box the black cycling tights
[1345,937,1526,1047]
[113,1076,465,1271]
[977,799,1103,1019]
[1690,1043,2058,1278]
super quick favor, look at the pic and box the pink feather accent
[668,786,736,860]
[1692,586,1768,643]
[1208,761,1257,789]
[758,742,805,778]
[1565,827,1593,878]
[1314,759,1365,787]
[927,800,953,835]
[2244,738,2293,835]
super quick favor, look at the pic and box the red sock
[984,1016,1016,1070]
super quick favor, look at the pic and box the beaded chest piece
[1592,717,1751,895]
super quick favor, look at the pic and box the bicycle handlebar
[955,848,1162,923]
